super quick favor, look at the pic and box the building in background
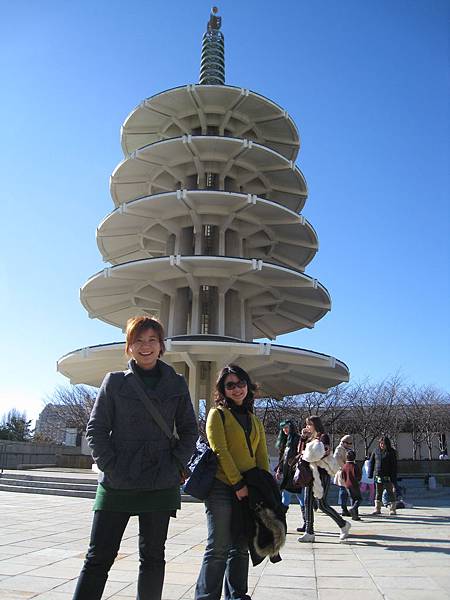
[35,405,78,446]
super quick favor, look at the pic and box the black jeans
[72,510,171,600]
[304,470,346,534]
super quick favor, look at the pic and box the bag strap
[127,373,177,444]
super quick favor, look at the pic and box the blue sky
[1,0,449,423]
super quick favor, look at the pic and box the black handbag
[183,439,218,500]
[183,410,225,500]
[291,459,312,489]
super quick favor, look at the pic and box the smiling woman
[126,316,165,371]
[72,315,198,600]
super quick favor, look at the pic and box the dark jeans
[304,470,346,534]
[195,479,249,600]
[72,510,171,600]
[375,479,395,504]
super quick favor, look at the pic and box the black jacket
[279,432,300,486]
[368,447,397,481]
[242,467,287,566]
[86,359,198,490]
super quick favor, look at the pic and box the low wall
[397,460,450,475]
[0,440,91,469]
[55,453,93,469]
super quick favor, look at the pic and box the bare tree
[344,375,404,456]
[254,395,305,435]
[406,385,450,459]
[43,385,98,433]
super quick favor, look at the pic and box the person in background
[298,416,351,543]
[333,435,353,516]
[360,456,375,503]
[275,420,306,532]
[195,364,270,600]
[368,435,397,516]
[341,450,362,520]
[72,316,198,600]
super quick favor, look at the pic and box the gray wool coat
[86,359,198,491]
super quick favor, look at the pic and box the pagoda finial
[199,6,225,85]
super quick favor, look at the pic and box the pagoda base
[57,336,349,413]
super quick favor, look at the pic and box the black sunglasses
[225,380,247,391]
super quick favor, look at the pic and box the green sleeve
[206,408,243,487]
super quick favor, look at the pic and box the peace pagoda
[57,8,349,412]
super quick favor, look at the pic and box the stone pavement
[0,490,449,600]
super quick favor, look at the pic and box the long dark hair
[379,436,393,452]
[276,420,298,449]
[306,415,325,437]
[214,364,257,412]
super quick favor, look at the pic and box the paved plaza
[0,489,449,600]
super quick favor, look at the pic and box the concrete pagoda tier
[57,8,349,410]
[58,337,349,399]
[121,84,300,160]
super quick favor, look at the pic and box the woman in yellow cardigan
[195,364,269,600]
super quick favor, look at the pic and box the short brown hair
[125,316,166,356]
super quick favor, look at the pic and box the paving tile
[382,592,450,600]
[315,561,368,577]
[263,560,315,577]
[30,593,73,600]
[317,576,378,589]
[163,571,198,585]
[373,575,442,591]
[0,561,36,576]
[253,588,318,600]
[0,591,35,599]
[256,575,316,589]
[116,582,192,599]
[434,576,450,591]
[0,574,67,593]
[318,591,383,600]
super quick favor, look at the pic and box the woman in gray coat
[72,316,198,600]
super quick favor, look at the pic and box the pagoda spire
[199,6,225,85]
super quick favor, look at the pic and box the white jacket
[303,438,339,499]
[333,442,348,487]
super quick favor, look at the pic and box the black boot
[341,507,351,517]
[296,505,306,532]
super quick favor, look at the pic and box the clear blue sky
[1,0,449,423]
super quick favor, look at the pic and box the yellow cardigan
[206,406,270,488]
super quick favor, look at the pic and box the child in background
[341,450,362,521]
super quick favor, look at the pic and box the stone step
[0,473,200,502]
[0,476,97,492]
[0,483,96,499]
[0,472,96,485]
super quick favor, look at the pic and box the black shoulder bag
[183,409,225,500]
